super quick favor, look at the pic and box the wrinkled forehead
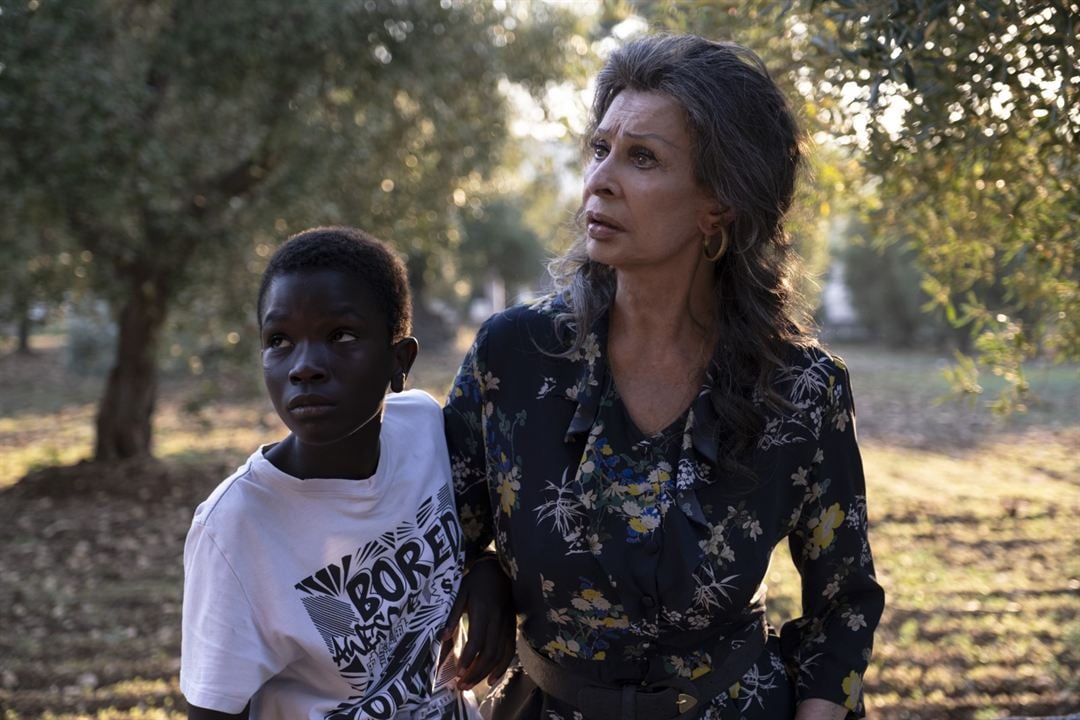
[595,90,691,147]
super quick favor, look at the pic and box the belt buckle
[645,678,699,716]
[676,692,698,714]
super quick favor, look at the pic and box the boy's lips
[287,394,336,418]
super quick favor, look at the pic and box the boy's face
[259,268,410,448]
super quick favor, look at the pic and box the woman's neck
[610,251,717,350]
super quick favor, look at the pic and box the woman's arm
[780,358,885,717]
[442,320,515,689]
[187,703,249,720]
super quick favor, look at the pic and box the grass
[0,334,1077,719]
[764,436,1080,718]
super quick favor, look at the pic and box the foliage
[805,0,1079,408]
[842,220,959,349]
[612,0,1078,410]
[0,0,578,460]
[0,224,85,351]
[457,197,548,298]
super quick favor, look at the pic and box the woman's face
[582,89,721,272]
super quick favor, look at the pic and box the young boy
[181,227,472,720]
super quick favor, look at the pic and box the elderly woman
[444,34,885,720]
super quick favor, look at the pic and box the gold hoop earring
[703,226,730,262]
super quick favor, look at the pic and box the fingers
[487,635,515,685]
[440,584,469,644]
[457,604,516,689]
[449,555,515,689]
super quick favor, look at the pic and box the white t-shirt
[181,390,470,720]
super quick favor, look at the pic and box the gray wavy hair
[548,34,814,483]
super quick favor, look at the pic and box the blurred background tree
[0,0,579,461]
[615,0,1077,410]
[1,0,1076,475]
[841,218,962,350]
[805,0,1078,409]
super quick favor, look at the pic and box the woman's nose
[289,343,328,384]
[583,157,618,198]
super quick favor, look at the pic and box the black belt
[514,622,767,720]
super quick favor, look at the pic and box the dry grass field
[1,331,1077,719]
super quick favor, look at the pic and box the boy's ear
[390,336,419,393]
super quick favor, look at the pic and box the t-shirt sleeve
[443,319,496,563]
[780,361,886,718]
[180,519,280,713]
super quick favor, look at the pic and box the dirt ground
[0,336,1077,719]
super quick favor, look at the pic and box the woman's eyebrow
[595,125,680,150]
[624,130,680,149]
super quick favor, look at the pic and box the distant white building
[821,258,857,325]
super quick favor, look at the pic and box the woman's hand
[440,554,516,690]
[187,703,249,719]
[795,698,849,720]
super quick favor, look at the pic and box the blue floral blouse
[444,296,885,719]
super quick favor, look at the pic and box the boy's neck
[264,427,382,481]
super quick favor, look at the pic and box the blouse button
[642,596,656,609]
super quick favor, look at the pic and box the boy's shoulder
[190,450,263,528]
[382,389,446,451]
[383,389,442,428]
[384,387,440,414]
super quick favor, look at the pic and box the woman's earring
[703,225,730,262]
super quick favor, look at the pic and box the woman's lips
[586,212,624,239]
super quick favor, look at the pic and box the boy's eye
[330,329,358,343]
[266,334,292,349]
[589,139,610,160]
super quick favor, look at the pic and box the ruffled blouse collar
[558,305,731,624]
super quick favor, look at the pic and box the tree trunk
[94,277,168,461]
[16,309,32,355]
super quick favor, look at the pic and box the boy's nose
[289,362,327,384]
[289,344,328,384]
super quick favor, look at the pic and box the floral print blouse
[444,296,884,718]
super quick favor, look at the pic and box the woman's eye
[331,329,358,343]
[590,140,609,160]
[266,334,292,349]
[631,148,658,168]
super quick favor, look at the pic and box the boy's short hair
[257,226,412,342]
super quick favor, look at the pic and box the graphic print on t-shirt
[295,484,463,720]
